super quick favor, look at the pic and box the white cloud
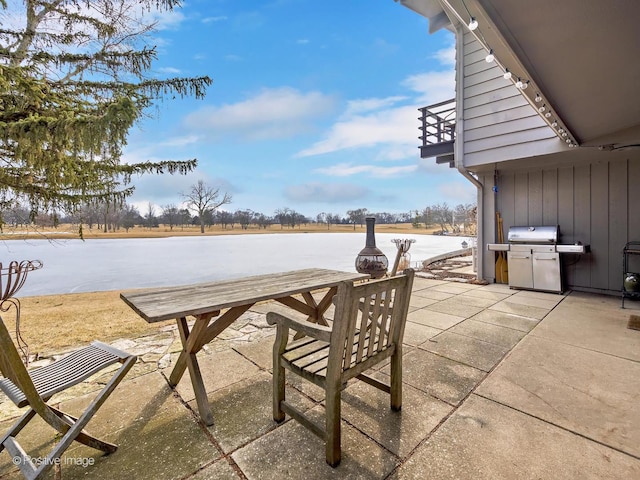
[150,9,186,31]
[202,16,228,23]
[284,183,369,203]
[295,63,454,159]
[159,135,201,147]
[295,105,418,158]
[315,163,418,178]
[433,45,456,66]
[183,87,337,140]
[127,167,237,209]
[297,39,310,45]
[401,70,455,105]
[437,180,477,204]
[343,96,407,116]
[157,66,181,74]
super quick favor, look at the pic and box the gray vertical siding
[460,33,567,167]
[480,156,640,294]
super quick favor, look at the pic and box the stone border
[421,247,472,268]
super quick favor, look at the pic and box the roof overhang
[399,0,640,149]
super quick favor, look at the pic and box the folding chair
[267,269,414,467]
[0,314,137,480]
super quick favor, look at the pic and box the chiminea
[355,217,388,278]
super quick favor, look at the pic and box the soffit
[475,0,640,147]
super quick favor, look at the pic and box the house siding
[479,155,640,295]
[460,33,567,167]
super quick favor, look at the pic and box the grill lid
[507,225,559,244]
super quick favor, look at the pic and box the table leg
[314,286,338,322]
[169,306,252,426]
[169,316,210,387]
[171,316,215,425]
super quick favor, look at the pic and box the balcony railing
[418,98,456,163]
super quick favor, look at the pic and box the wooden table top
[120,268,369,323]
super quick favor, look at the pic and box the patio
[1,270,639,479]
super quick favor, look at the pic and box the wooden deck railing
[418,98,456,148]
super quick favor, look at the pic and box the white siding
[460,33,567,167]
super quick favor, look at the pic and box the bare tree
[121,204,141,233]
[161,204,180,231]
[234,209,253,230]
[182,180,232,234]
[347,208,368,230]
[432,203,453,233]
[145,202,158,229]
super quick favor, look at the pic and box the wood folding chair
[267,269,414,467]
[0,315,137,480]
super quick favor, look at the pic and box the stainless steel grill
[487,225,589,293]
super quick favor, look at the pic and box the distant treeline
[1,203,476,234]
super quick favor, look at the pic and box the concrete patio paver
[502,291,564,309]
[429,283,480,295]
[425,299,485,319]
[402,321,441,346]
[411,288,455,301]
[406,309,464,330]
[389,394,640,480]
[488,299,551,320]
[447,318,527,348]
[388,348,485,406]
[340,375,453,458]
[421,331,512,372]
[1,371,221,480]
[232,411,399,480]
[408,294,440,309]
[461,288,512,302]
[169,348,261,403]
[467,309,540,332]
[188,371,315,454]
[531,292,640,361]
[475,336,640,458]
[189,459,241,480]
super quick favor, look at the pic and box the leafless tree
[161,204,180,231]
[182,180,232,233]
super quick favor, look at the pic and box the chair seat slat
[0,343,129,408]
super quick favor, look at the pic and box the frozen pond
[0,233,466,297]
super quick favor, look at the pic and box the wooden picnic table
[120,268,369,425]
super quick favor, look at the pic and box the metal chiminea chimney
[355,217,388,278]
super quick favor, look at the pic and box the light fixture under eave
[515,78,523,89]
[538,104,546,113]
[520,80,529,90]
[485,49,494,63]
[551,120,558,127]
[468,17,478,30]
[535,93,542,103]
[503,69,512,80]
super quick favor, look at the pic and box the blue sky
[124,0,475,218]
